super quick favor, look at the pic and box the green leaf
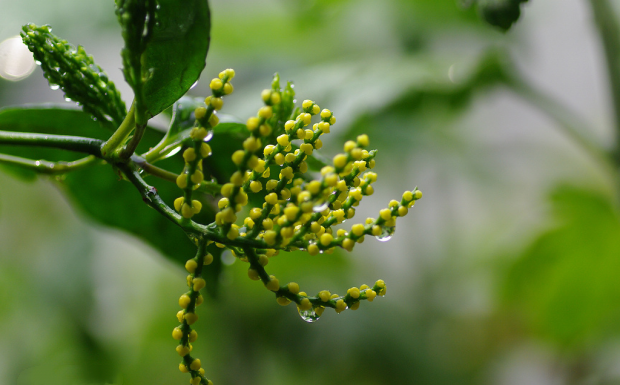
[20,25,127,126]
[58,163,222,297]
[0,105,223,295]
[474,0,529,31]
[502,186,620,349]
[118,0,211,118]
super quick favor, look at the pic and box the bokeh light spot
[0,36,36,81]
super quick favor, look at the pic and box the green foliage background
[1,0,619,384]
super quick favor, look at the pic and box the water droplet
[376,226,395,242]
[35,60,41,65]
[313,201,329,212]
[64,96,72,102]
[34,161,41,166]
[49,84,59,90]
[221,251,236,266]
[190,80,198,90]
[202,131,214,143]
[297,307,320,323]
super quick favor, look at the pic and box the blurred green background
[2,0,620,384]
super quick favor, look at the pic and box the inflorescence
[171,69,422,384]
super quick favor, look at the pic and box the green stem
[130,155,222,195]
[590,0,620,164]
[119,122,146,160]
[0,154,100,175]
[0,130,103,156]
[101,102,136,158]
[117,162,269,249]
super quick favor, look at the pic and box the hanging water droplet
[297,307,320,323]
[190,80,198,90]
[376,226,395,242]
[35,60,41,65]
[202,131,214,143]
[64,96,72,102]
[49,84,59,90]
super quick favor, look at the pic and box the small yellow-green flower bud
[204,253,214,265]
[259,106,273,119]
[350,302,360,310]
[348,287,360,299]
[264,230,277,245]
[174,197,185,212]
[265,275,280,291]
[262,218,274,230]
[190,359,201,371]
[179,363,189,373]
[188,330,198,342]
[210,78,222,90]
[277,134,290,147]
[177,173,188,189]
[177,310,185,322]
[288,282,300,294]
[414,190,423,199]
[302,100,314,110]
[179,294,192,309]
[195,107,207,120]
[183,148,196,163]
[184,312,198,325]
[211,97,224,110]
[247,117,259,131]
[318,290,331,302]
[284,120,295,132]
[193,277,206,291]
[265,193,278,205]
[320,109,332,119]
[357,134,369,147]
[398,206,408,216]
[248,268,260,281]
[335,299,347,313]
[185,259,198,273]
[176,344,190,357]
[274,153,285,165]
[372,225,382,236]
[365,289,377,302]
[380,209,392,221]
[299,298,312,310]
[261,89,272,102]
[320,233,333,246]
[181,203,194,219]
[221,183,234,197]
[342,238,355,251]
[172,327,184,340]
[250,181,262,193]
[308,244,319,255]
[333,154,348,169]
[223,83,233,95]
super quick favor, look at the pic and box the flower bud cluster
[192,72,422,318]
[173,69,236,220]
[172,70,422,382]
[172,240,214,385]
